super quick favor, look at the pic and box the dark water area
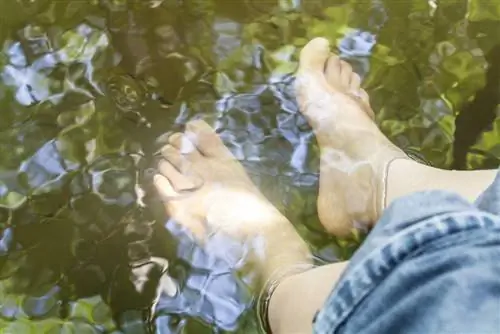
[0,0,498,332]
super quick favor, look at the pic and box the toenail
[184,131,199,145]
[186,119,207,130]
[179,138,196,155]
[161,144,177,156]
[162,144,174,151]
[169,133,182,142]
[310,37,330,49]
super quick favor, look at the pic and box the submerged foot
[296,37,409,237]
[153,119,287,240]
[153,120,311,282]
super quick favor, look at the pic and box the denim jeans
[313,169,500,334]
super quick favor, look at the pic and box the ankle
[384,158,429,208]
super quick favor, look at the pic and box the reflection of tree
[364,0,461,167]
[452,44,500,169]
[0,0,500,332]
[0,3,178,331]
[360,0,500,169]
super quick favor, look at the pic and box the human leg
[269,36,500,334]
[313,186,500,334]
[153,120,314,284]
[269,172,500,334]
[295,37,498,238]
[386,160,498,207]
[152,37,500,333]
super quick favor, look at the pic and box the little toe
[349,72,361,91]
[358,89,375,119]
[158,160,196,192]
[154,174,178,199]
[358,88,370,105]
[185,120,233,158]
[153,174,205,238]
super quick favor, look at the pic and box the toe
[153,174,206,238]
[339,60,353,87]
[358,89,375,119]
[185,120,233,158]
[158,160,196,192]
[358,89,370,105]
[296,38,332,107]
[153,174,178,199]
[349,73,361,91]
[169,132,202,158]
[325,54,342,87]
[168,133,183,149]
[161,144,188,171]
[299,37,331,73]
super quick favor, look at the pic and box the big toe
[168,132,202,158]
[296,38,332,109]
[185,120,233,158]
[299,37,331,73]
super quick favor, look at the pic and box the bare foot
[153,120,311,279]
[153,120,286,239]
[295,37,409,237]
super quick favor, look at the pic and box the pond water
[0,0,499,333]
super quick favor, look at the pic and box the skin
[153,37,498,334]
[153,120,312,287]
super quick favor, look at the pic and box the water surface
[0,0,499,332]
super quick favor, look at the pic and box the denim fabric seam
[313,211,500,333]
[411,226,500,256]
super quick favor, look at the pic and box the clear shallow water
[0,0,498,332]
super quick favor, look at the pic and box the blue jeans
[313,169,500,334]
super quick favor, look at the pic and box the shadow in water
[0,179,179,331]
[0,0,499,332]
[452,43,500,170]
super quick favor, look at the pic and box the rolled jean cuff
[313,168,500,334]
